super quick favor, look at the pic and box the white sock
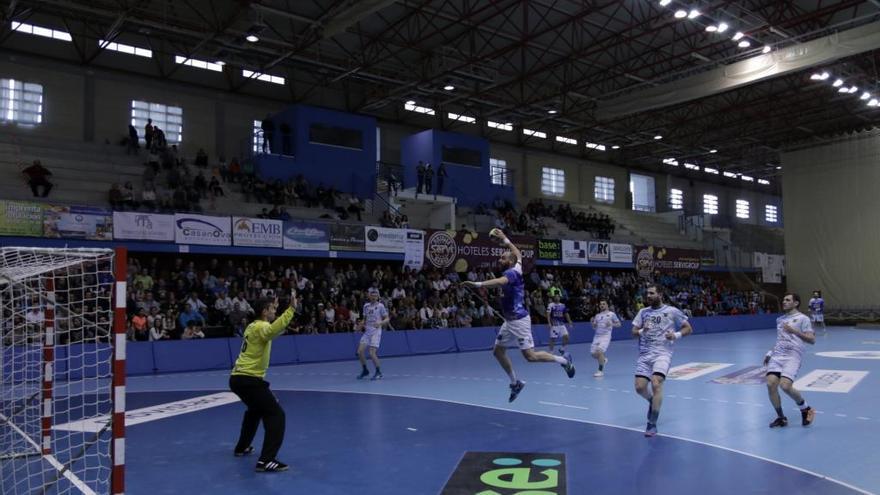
[552,355,567,364]
[508,370,517,384]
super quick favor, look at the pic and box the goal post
[0,246,126,495]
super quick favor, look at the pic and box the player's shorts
[590,332,611,354]
[550,325,569,339]
[811,314,824,323]
[496,316,535,350]
[766,353,802,381]
[360,329,382,348]
[635,353,671,379]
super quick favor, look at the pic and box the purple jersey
[548,302,567,326]
[502,261,529,321]
[808,298,824,315]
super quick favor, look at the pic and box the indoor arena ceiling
[5,0,880,187]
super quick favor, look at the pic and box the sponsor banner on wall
[282,221,329,251]
[0,200,43,236]
[793,369,868,393]
[113,212,175,241]
[610,243,633,263]
[173,213,231,246]
[404,230,425,271]
[588,241,610,261]
[43,205,113,240]
[561,240,588,266]
[364,226,407,253]
[711,365,768,385]
[537,239,562,261]
[666,362,733,381]
[232,217,283,248]
[424,230,536,273]
[635,245,705,278]
[330,224,365,251]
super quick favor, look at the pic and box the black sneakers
[256,460,289,472]
[769,416,788,428]
[562,354,576,378]
[508,380,525,402]
[801,407,815,426]
[234,446,254,457]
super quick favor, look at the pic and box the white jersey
[771,311,812,359]
[593,310,620,336]
[362,302,388,333]
[632,304,687,357]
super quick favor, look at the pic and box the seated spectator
[182,324,206,339]
[122,182,139,210]
[195,148,208,168]
[347,197,364,221]
[108,184,124,210]
[209,176,224,197]
[148,310,172,341]
[141,184,158,211]
[22,160,53,198]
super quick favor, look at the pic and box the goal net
[1,247,123,495]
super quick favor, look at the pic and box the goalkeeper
[229,290,298,472]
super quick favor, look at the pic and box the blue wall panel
[453,327,497,352]
[268,335,299,366]
[152,339,231,373]
[294,333,360,363]
[406,329,457,354]
[128,342,156,375]
[375,331,411,358]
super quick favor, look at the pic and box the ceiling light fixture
[762,45,771,54]
[709,149,718,153]
[443,84,454,91]
[860,92,871,100]
[612,145,620,149]
[674,10,688,18]
[659,0,672,6]
[688,9,700,19]
[705,25,718,32]
[732,32,744,41]
[245,34,259,43]
[654,135,663,140]
[868,99,879,107]
[832,79,844,87]
[717,22,729,33]
[848,86,859,94]
[738,40,751,48]
[547,109,558,114]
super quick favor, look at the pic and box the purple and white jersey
[547,302,568,326]
[808,298,824,315]
[362,302,388,332]
[772,311,812,358]
[501,261,529,321]
[593,310,621,336]
[632,304,687,357]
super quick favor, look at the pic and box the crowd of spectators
[122,254,772,341]
[525,199,615,239]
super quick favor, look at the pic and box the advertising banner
[793,369,869,393]
[232,217,283,248]
[364,226,407,253]
[330,224,365,251]
[537,239,561,261]
[282,221,329,251]
[113,212,175,241]
[424,230,536,273]
[173,213,231,246]
[0,200,43,237]
[43,205,112,240]
[561,240,588,266]
[635,245,704,278]
[588,241,610,261]
[404,230,425,271]
[609,243,633,264]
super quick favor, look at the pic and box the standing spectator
[261,115,274,153]
[144,119,154,150]
[141,184,158,211]
[122,182,139,210]
[108,184,124,210]
[436,162,448,195]
[129,308,149,341]
[416,161,425,195]
[22,160,53,197]
[127,125,139,155]
[424,163,434,195]
[195,148,208,168]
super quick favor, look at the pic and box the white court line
[538,401,590,411]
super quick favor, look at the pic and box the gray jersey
[632,304,687,357]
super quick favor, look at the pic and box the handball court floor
[123,327,880,495]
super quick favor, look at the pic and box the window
[740,175,754,182]
[669,188,683,210]
[757,178,771,185]
[447,112,476,124]
[131,100,183,144]
[487,120,513,131]
[662,158,679,166]
[555,136,577,145]
[585,142,606,151]
[736,199,750,219]
[175,56,224,72]
[490,158,510,186]
[684,163,700,170]
[11,22,72,42]
[703,194,719,215]
[594,176,615,203]
[1,79,43,125]
[242,69,285,85]
[252,119,264,153]
[99,40,152,58]
[523,128,547,139]
[765,205,778,223]
[723,171,738,178]
[704,167,719,174]
[404,101,435,115]
[541,167,565,197]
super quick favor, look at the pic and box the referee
[229,290,297,472]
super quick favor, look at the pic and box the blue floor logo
[442,452,566,494]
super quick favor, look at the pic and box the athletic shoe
[256,460,289,472]
[593,370,604,377]
[562,354,576,378]
[234,446,254,457]
[508,380,525,403]
[357,369,369,380]
[801,407,815,426]
[557,348,566,356]
[370,371,383,381]
[769,416,788,428]
[644,423,657,437]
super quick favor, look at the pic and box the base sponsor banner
[283,220,329,251]
[365,226,407,253]
[174,213,231,246]
[636,245,705,278]
[667,362,733,380]
[537,238,561,261]
[441,452,566,495]
[113,212,175,241]
[610,243,633,263]
[588,241,610,261]
[43,205,112,240]
[330,224,365,251]
[711,365,768,385]
[561,240,588,265]
[816,351,880,360]
[404,230,425,271]
[424,230,536,273]
[0,200,43,236]
[232,217,283,248]
[793,369,868,393]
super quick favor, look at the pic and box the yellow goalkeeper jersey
[231,307,294,379]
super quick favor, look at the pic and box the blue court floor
[124,327,880,494]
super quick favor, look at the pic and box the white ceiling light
[709,149,718,153]
[776,166,782,170]
[245,34,259,43]
[848,86,859,94]
[717,22,729,33]
[810,72,830,81]
[705,25,718,32]
[674,10,688,18]
[738,40,751,48]
[612,145,620,149]
[443,84,455,91]
[547,109,558,114]
[405,100,415,105]
[659,0,672,6]
[832,79,844,87]
[868,99,879,107]
[654,135,663,140]
[860,92,871,100]
[762,45,771,54]
[688,9,700,19]
[732,32,744,41]
[838,87,849,93]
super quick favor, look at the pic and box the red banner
[424,230,536,273]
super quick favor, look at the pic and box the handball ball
[489,228,503,239]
